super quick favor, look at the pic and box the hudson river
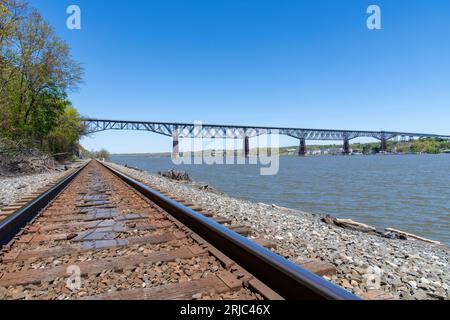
[111,154,450,245]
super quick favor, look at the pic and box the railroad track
[0,160,359,300]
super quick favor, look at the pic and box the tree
[14,9,83,130]
[0,0,27,95]
[81,148,111,161]
[0,0,84,161]
[96,149,111,161]
[47,106,84,158]
[411,139,440,154]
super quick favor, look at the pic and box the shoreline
[111,154,450,246]
[126,163,447,247]
[106,161,449,300]
[117,162,448,248]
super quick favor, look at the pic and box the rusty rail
[0,162,88,247]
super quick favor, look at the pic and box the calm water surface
[111,154,450,245]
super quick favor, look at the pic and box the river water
[110,154,450,245]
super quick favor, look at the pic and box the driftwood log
[322,215,441,245]
[158,169,191,182]
[321,215,378,234]
[385,228,441,245]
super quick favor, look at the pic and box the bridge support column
[172,131,179,158]
[343,138,350,155]
[244,136,250,158]
[299,138,306,156]
[380,138,387,153]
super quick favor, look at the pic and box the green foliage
[47,106,84,157]
[0,0,84,160]
[279,139,450,155]
[410,139,450,154]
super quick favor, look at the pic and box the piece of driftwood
[385,228,441,245]
[321,215,377,234]
[271,204,297,212]
[158,169,191,182]
[124,164,142,172]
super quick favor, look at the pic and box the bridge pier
[244,136,250,158]
[343,138,350,155]
[298,138,306,156]
[172,131,179,158]
[380,138,387,153]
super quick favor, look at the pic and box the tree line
[81,147,111,161]
[278,139,450,155]
[0,0,84,160]
[317,139,450,154]
[354,139,450,154]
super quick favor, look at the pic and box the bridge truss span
[81,118,450,156]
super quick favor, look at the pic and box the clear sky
[29,0,450,153]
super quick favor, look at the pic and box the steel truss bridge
[81,118,450,156]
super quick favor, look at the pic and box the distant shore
[111,152,450,157]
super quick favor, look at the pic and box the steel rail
[0,162,89,247]
[100,161,361,300]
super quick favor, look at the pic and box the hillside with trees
[278,139,450,155]
[1,0,85,172]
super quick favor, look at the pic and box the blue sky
[29,0,450,153]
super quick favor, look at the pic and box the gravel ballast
[107,161,450,300]
[0,170,70,211]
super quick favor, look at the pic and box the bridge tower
[298,138,307,156]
